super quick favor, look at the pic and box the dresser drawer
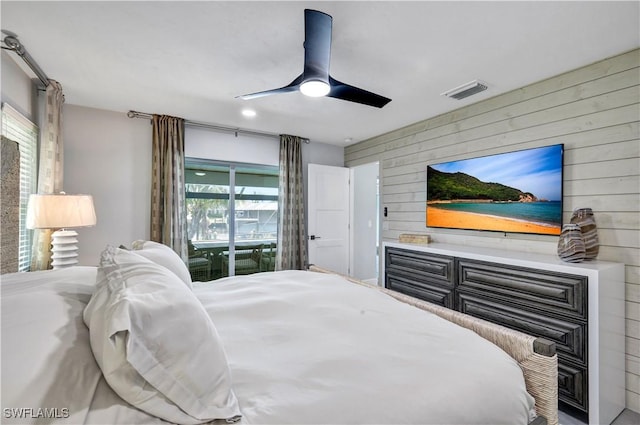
[457,259,587,320]
[458,293,587,364]
[385,247,455,287]
[386,274,455,309]
[558,361,588,412]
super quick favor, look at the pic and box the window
[1,103,38,271]
[185,160,278,280]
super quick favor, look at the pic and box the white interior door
[307,164,350,274]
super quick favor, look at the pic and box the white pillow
[131,240,192,288]
[83,246,241,424]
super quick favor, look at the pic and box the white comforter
[1,267,535,424]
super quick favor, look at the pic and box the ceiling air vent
[441,80,488,100]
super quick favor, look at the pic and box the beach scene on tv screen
[426,144,563,235]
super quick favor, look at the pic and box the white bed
[1,243,556,425]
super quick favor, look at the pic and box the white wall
[63,105,152,265]
[1,51,37,121]
[345,49,640,413]
[302,140,344,169]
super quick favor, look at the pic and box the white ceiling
[2,1,638,146]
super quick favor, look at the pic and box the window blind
[1,103,38,271]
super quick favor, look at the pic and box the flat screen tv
[426,144,564,235]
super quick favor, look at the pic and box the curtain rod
[127,110,310,144]
[1,31,49,88]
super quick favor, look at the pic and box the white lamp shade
[26,194,97,229]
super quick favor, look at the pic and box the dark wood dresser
[384,242,625,425]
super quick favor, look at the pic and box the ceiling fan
[238,9,391,108]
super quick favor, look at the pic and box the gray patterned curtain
[276,134,307,270]
[30,80,64,271]
[150,114,188,262]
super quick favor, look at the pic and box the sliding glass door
[185,160,278,280]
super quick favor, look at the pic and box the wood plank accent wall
[345,49,640,413]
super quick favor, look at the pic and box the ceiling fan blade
[238,74,303,100]
[303,9,332,81]
[327,77,392,108]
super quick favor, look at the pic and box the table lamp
[26,193,96,269]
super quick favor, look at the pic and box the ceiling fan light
[300,80,330,97]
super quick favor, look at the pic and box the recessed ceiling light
[195,172,206,176]
[242,109,257,118]
[344,138,353,144]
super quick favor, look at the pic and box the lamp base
[51,229,79,270]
